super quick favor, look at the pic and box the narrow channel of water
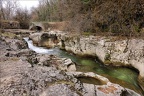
[24,37,143,94]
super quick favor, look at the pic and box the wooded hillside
[0,0,144,36]
[33,0,144,36]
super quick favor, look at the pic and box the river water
[24,37,143,94]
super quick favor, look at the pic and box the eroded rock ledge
[29,31,144,79]
[0,30,142,96]
[29,31,144,94]
[0,37,140,96]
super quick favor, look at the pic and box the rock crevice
[29,31,144,78]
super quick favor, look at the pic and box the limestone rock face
[29,31,144,78]
[0,37,141,96]
[29,32,59,48]
[66,72,141,96]
[29,33,42,44]
[29,31,144,94]
[59,34,144,78]
[4,38,27,50]
[28,54,76,72]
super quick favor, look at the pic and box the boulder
[29,32,59,48]
[59,58,76,71]
[29,33,42,44]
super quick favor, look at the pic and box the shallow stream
[24,37,143,94]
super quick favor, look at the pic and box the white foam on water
[23,37,53,54]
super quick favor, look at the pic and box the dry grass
[1,32,16,39]
[47,21,69,31]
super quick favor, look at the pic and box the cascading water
[24,37,143,95]
[24,37,54,54]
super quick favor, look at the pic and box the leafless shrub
[14,9,31,29]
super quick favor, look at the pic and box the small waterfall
[23,37,142,95]
[23,37,53,54]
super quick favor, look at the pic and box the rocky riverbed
[0,29,143,96]
[29,31,144,92]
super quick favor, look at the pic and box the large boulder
[29,33,42,44]
[29,32,59,48]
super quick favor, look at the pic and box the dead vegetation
[0,0,144,37]
[32,0,144,37]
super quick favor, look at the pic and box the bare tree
[14,8,31,29]
[32,0,144,36]
[0,0,18,20]
[0,0,5,19]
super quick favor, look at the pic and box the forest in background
[0,0,144,37]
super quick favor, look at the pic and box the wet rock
[138,76,144,91]
[0,51,141,96]
[67,72,109,84]
[66,72,141,96]
[1,30,142,96]
[59,34,144,78]
[29,33,42,44]
[35,32,144,78]
[29,32,59,48]
[124,88,142,96]
[0,48,83,96]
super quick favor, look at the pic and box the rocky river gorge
[0,29,144,96]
